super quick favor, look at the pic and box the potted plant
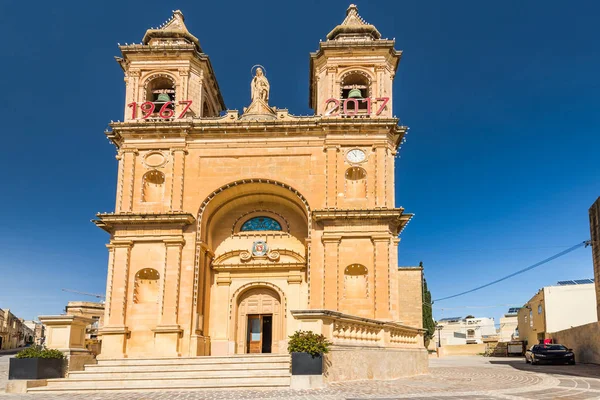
[288,330,331,375]
[9,345,65,380]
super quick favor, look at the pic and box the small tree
[421,263,435,346]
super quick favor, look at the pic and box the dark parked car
[525,344,575,365]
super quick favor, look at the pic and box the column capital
[120,148,139,155]
[371,235,390,243]
[164,238,185,247]
[171,147,188,155]
[322,235,342,244]
[107,240,134,249]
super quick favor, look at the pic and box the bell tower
[309,4,401,118]
[116,10,225,121]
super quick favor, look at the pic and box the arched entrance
[235,287,283,354]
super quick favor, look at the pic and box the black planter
[9,358,64,380]
[291,352,323,375]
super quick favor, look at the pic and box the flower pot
[9,358,64,380]
[291,352,323,375]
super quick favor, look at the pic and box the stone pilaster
[372,235,391,320]
[99,240,132,359]
[170,148,187,211]
[374,145,387,208]
[325,146,339,208]
[120,149,138,212]
[322,235,341,310]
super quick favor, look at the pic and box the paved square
[2,355,600,399]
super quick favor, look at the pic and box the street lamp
[435,324,442,348]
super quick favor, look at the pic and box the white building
[437,316,496,345]
[518,280,597,345]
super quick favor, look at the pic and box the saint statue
[251,67,270,103]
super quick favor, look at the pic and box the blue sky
[0,1,598,326]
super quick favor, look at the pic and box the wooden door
[247,315,262,353]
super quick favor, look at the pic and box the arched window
[145,76,175,117]
[341,72,370,113]
[345,167,367,198]
[344,264,368,298]
[240,216,282,232]
[142,170,165,202]
[133,268,160,304]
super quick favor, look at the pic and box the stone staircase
[29,354,291,393]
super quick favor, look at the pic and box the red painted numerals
[324,97,389,117]
[127,100,193,120]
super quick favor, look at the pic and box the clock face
[346,149,366,163]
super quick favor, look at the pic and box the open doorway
[247,314,272,354]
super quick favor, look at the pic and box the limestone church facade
[95,5,427,376]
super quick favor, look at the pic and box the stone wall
[550,322,600,364]
[397,267,423,328]
[438,343,487,356]
[324,346,428,382]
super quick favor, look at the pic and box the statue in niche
[251,67,270,103]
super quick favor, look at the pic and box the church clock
[346,149,366,163]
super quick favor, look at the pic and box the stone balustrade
[291,309,424,349]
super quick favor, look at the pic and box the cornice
[93,212,195,233]
[105,118,407,150]
[313,208,410,220]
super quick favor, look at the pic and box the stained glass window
[240,216,282,232]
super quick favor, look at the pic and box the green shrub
[15,345,64,360]
[287,330,331,357]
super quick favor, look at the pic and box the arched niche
[344,264,368,298]
[345,167,367,198]
[133,268,160,304]
[142,170,165,202]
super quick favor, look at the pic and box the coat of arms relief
[239,240,280,262]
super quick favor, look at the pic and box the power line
[433,303,521,310]
[433,240,590,303]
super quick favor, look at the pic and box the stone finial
[142,10,202,51]
[326,4,381,41]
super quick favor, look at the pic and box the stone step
[69,368,290,380]
[83,361,290,373]
[30,376,291,392]
[96,354,290,366]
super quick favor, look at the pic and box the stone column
[153,238,185,357]
[322,235,341,310]
[372,235,391,320]
[98,240,132,359]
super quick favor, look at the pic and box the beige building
[23,320,45,345]
[518,281,597,346]
[590,197,600,320]
[498,307,519,342]
[0,309,34,350]
[65,302,104,341]
[92,5,426,378]
[437,316,496,346]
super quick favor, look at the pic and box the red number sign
[324,97,389,117]
[127,100,193,120]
